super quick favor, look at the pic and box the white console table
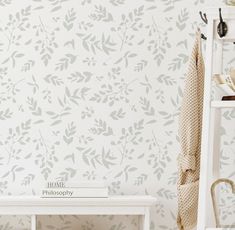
[0,196,157,230]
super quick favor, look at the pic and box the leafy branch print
[176,8,189,31]
[101,148,117,169]
[33,17,58,66]
[168,53,188,71]
[56,168,77,181]
[157,188,176,200]
[111,6,144,50]
[21,174,35,186]
[90,78,135,106]
[134,60,148,72]
[49,0,69,12]
[89,119,113,136]
[21,60,35,72]
[156,74,176,86]
[0,109,12,120]
[64,86,90,105]
[147,131,172,180]
[89,5,113,22]
[44,74,64,86]
[63,8,76,31]
[77,147,101,168]
[2,51,24,68]
[68,71,92,83]
[115,165,137,182]
[0,0,12,6]
[46,99,71,126]
[134,173,148,186]
[0,6,31,50]
[111,119,144,164]
[109,0,125,6]
[110,108,125,120]
[140,75,152,94]
[77,33,116,54]
[162,0,181,12]
[55,54,77,71]
[1,165,24,182]
[27,97,42,116]
[139,97,155,116]
[63,122,76,145]
[34,132,59,180]
[115,51,137,68]
[0,120,31,163]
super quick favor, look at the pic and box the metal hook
[199,11,208,24]
[199,11,207,40]
[201,33,207,40]
[217,8,228,38]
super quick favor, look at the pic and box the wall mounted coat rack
[199,8,229,40]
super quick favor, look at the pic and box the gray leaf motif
[68,71,92,83]
[168,54,188,71]
[134,173,148,186]
[27,97,42,116]
[89,119,113,136]
[2,51,24,68]
[2,165,24,182]
[49,0,68,12]
[46,100,71,126]
[56,168,77,181]
[140,75,152,94]
[157,188,176,200]
[77,147,101,168]
[109,0,125,6]
[55,54,77,71]
[156,74,176,86]
[115,51,137,68]
[134,60,148,72]
[0,109,12,120]
[21,60,35,72]
[21,174,35,186]
[101,148,117,169]
[63,122,76,145]
[89,5,113,22]
[77,33,116,55]
[115,165,137,182]
[176,8,189,31]
[163,0,179,12]
[110,108,125,120]
[64,87,90,105]
[139,97,155,116]
[44,74,64,86]
[0,0,12,7]
[63,8,76,31]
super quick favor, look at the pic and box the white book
[46,181,105,189]
[41,187,108,198]
[216,84,235,96]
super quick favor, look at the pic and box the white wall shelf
[211,101,235,108]
[0,196,157,230]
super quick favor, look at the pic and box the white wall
[0,0,234,229]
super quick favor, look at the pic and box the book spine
[41,188,108,198]
[46,182,105,189]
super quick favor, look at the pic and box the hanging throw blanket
[177,30,205,230]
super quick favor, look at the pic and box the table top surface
[0,195,157,207]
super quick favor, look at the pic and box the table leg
[139,208,150,230]
[31,215,36,230]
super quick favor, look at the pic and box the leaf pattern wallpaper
[0,0,234,229]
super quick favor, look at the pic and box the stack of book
[41,181,108,198]
[213,69,235,97]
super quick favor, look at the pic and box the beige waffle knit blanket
[177,31,205,230]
